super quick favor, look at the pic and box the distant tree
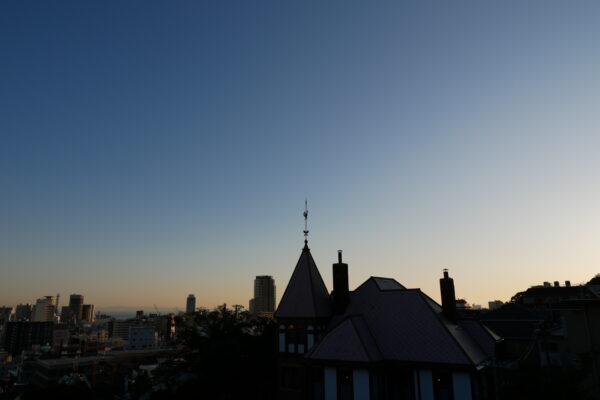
[586,274,600,285]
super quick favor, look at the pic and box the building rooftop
[275,243,332,320]
[307,277,497,366]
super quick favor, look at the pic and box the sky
[2,1,600,312]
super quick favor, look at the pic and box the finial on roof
[303,199,309,247]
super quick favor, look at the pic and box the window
[285,325,307,353]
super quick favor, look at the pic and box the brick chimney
[332,250,349,314]
[440,269,457,321]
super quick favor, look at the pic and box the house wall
[317,366,475,400]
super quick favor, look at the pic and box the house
[275,240,500,400]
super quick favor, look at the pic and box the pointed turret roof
[275,242,332,320]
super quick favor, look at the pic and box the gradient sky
[2,1,600,312]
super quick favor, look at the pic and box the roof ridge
[306,250,320,319]
[348,317,373,362]
[416,292,479,365]
[349,315,383,362]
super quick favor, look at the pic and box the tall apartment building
[31,296,56,322]
[15,304,33,321]
[250,276,276,316]
[186,294,196,314]
[69,294,84,321]
[81,304,95,322]
[3,321,53,355]
[0,307,14,323]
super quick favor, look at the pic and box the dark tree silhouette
[149,304,276,400]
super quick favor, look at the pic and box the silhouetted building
[511,281,599,310]
[14,303,33,321]
[81,304,95,322]
[3,321,53,355]
[69,294,84,321]
[482,277,600,397]
[0,307,14,324]
[250,275,276,316]
[275,239,499,400]
[0,307,14,348]
[480,304,550,362]
[186,294,196,314]
[60,306,76,325]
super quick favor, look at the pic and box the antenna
[303,199,309,243]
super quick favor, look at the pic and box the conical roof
[275,242,332,320]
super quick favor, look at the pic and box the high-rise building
[249,298,256,315]
[68,294,84,321]
[0,307,14,346]
[186,294,196,314]
[3,321,53,355]
[0,307,14,323]
[81,304,95,322]
[31,296,56,322]
[60,306,76,324]
[251,276,276,316]
[15,304,32,321]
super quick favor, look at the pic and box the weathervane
[303,199,309,244]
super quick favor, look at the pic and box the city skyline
[3,1,600,309]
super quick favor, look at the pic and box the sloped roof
[308,278,494,366]
[458,319,500,358]
[275,242,332,320]
[308,316,382,362]
[354,276,406,293]
[372,277,406,291]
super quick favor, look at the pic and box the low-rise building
[126,327,157,350]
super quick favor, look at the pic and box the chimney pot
[566,280,571,287]
[333,251,349,314]
[440,269,457,322]
[554,281,560,287]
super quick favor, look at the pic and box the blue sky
[2,1,600,310]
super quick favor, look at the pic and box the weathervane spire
[303,199,309,246]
